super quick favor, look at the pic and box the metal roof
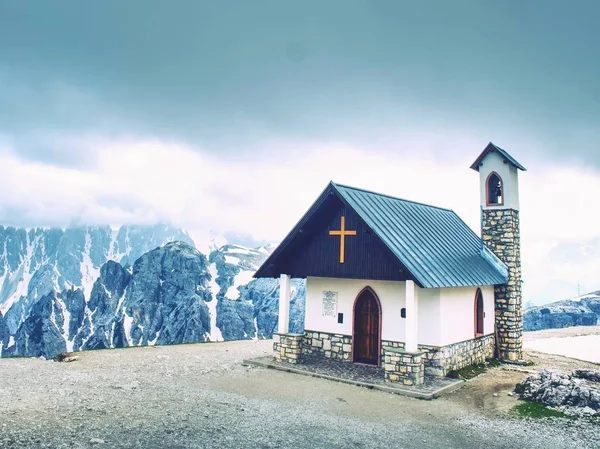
[332,182,508,288]
[254,180,509,288]
[470,142,527,172]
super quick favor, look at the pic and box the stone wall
[303,330,352,361]
[381,340,405,364]
[482,209,523,361]
[273,332,303,364]
[384,348,425,385]
[420,334,495,376]
[302,330,494,376]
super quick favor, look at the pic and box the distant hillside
[524,291,600,331]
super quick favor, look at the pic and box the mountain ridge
[523,290,600,331]
[0,223,304,359]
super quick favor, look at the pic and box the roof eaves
[470,142,527,172]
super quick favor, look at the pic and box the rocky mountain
[524,291,600,331]
[0,224,305,359]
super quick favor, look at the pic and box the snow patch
[55,295,73,352]
[108,229,128,263]
[224,255,240,266]
[225,270,254,300]
[207,263,223,342]
[122,312,134,347]
[149,331,160,345]
[80,232,100,303]
[225,246,252,256]
[0,232,40,315]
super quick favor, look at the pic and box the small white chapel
[254,142,525,385]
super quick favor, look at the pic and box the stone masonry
[383,348,425,386]
[303,330,352,361]
[419,334,495,376]
[482,208,523,361]
[302,330,494,377]
[273,332,303,364]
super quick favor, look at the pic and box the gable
[255,192,411,282]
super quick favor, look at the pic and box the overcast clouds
[0,1,599,304]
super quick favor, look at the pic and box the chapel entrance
[352,288,381,365]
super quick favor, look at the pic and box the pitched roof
[255,182,508,288]
[470,142,527,172]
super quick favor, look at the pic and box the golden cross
[329,216,356,263]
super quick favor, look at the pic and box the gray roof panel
[332,182,508,288]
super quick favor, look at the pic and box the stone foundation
[273,332,303,364]
[482,209,523,361]
[303,330,352,361]
[381,340,405,364]
[384,348,425,386]
[420,334,495,376]
[300,330,494,377]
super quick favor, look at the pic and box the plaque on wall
[322,290,338,317]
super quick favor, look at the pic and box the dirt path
[0,337,598,449]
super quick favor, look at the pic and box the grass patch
[447,358,502,380]
[512,401,568,419]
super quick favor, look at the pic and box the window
[486,172,503,206]
[475,289,484,337]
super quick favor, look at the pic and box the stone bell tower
[470,142,526,362]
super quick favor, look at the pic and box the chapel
[253,142,525,385]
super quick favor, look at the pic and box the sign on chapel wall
[322,291,338,317]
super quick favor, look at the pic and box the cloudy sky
[1,1,599,305]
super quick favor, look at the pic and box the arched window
[486,172,503,206]
[474,289,484,337]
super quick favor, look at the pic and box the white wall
[305,276,445,346]
[306,277,495,347]
[478,149,520,211]
[416,287,442,346]
[439,285,495,346]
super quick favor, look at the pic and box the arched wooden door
[353,288,381,365]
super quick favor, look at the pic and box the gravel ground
[1,339,599,449]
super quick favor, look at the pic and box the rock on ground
[516,368,600,417]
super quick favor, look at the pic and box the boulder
[516,368,600,417]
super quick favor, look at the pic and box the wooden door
[353,289,380,365]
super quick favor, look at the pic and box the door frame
[351,286,382,367]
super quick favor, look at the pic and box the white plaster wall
[478,149,520,211]
[416,286,442,346]
[305,277,444,346]
[439,285,495,346]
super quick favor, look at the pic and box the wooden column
[278,273,291,334]
[404,280,418,352]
